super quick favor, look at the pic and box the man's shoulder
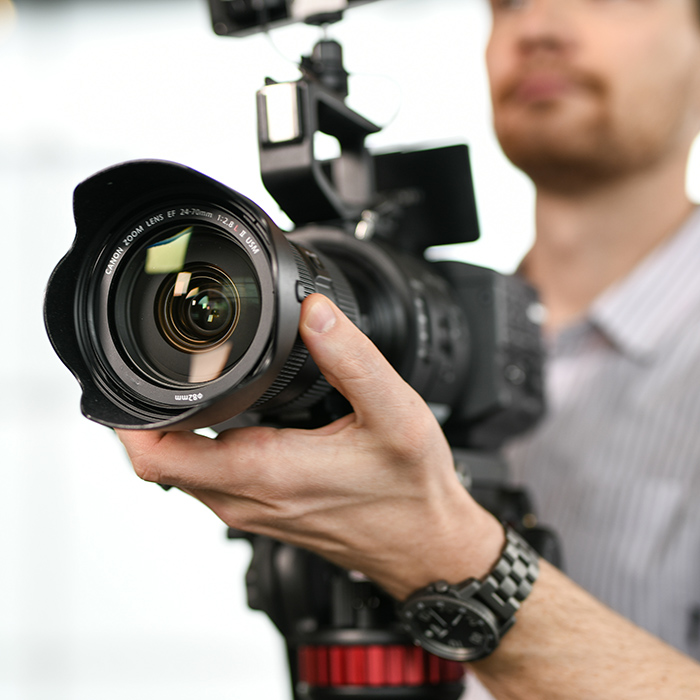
[590,207,700,361]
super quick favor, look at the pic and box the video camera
[44,2,556,698]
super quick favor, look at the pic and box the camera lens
[46,160,472,431]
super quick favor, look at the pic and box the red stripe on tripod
[386,645,404,686]
[366,645,385,687]
[345,646,366,685]
[329,645,344,686]
[405,645,425,686]
[297,644,464,688]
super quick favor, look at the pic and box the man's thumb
[299,294,418,424]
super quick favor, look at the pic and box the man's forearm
[473,560,700,700]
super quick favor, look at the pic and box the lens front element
[112,217,263,388]
[157,264,240,351]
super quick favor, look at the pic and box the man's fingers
[299,294,432,430]
[115,428,235,489]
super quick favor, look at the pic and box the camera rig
[44,4,560,699]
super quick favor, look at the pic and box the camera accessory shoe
[398,524,539,662]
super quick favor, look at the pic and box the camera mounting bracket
[257,38,481,254]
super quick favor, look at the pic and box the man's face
[486,0,700,191]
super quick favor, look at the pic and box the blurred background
[3,0,697,698]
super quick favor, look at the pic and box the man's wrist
[385,496,507,602]
[397,524,540,662]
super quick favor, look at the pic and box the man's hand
[116,293,504,600]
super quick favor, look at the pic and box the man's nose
[514,0,577,57]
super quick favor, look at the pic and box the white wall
[0,1,537,698]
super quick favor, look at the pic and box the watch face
[402,594,500,662]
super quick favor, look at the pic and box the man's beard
[491,70,670,194]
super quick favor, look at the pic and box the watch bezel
[400,591,501,662]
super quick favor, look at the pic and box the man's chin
[497,130,627,193]
[511,156,621,194]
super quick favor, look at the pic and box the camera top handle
[257,38,381,227]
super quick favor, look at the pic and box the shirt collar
[587,206,700,363]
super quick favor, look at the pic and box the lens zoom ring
[292,245,317,298]
[272,373,332,413]
[278,250,359,412]
[292,243,360,325]
[250,246,317,411]
[329,270,359,325]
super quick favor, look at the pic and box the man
[488,0,700,659]
[116,0,700,696]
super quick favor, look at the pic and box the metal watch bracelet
[475,524,540,622]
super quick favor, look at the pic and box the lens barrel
[44,160,470,431]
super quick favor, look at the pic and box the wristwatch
[397,525,539,662]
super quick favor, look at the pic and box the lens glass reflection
[157,264,240,351]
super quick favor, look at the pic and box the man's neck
[521,155,695,332]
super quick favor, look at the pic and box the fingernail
[304,297,337,333]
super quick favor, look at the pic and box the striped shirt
[503,206,700,658]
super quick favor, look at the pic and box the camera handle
[256,38,381,227]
